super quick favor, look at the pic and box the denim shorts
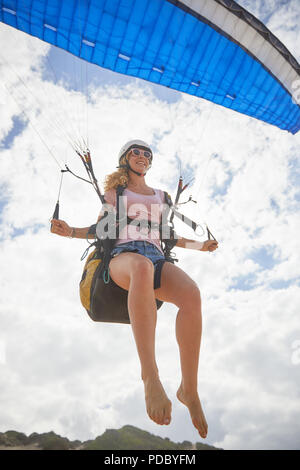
[110,241,167,289]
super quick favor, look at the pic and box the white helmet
[118,139,153,163]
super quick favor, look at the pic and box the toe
[193,418,207,439]
[164,416,171,425]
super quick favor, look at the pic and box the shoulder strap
[163,191,173,208]
[115,185,127,237]
[100,185,127,284]
[116,185,126,220]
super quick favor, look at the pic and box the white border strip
[180,0,298,96]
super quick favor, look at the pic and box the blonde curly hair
[103,154,129,192]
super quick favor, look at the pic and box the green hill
[0,425,220,450]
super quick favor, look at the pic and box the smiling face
[127,147,152,173]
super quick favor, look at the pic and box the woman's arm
[51,193,115,240]
[51,219,96,239]
[175,235,218,252]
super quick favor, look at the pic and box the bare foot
[176,383,208,438]
[143,376,172,426]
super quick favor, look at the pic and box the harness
[53,149,217,324]
[84,185,178,278]
[79,185,177,324]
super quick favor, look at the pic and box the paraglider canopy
[0,0,299,134]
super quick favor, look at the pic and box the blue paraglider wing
[1,0,299,133]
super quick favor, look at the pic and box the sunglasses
[130,148,152,160]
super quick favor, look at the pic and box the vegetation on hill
[0,425,220,450]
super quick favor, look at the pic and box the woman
[51,139,218,438]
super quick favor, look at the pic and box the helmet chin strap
[131,169,146,177]
[117,159,150,177]
[128,164,146,177]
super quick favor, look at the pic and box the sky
[0,0,300,451]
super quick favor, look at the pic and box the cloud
[0,0,300,450]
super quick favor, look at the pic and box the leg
[109,253,172,425]
[155,262,208,438]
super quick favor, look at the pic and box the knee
[130,255,154,280]
[177,282,201,309]
[187,283,201,305]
